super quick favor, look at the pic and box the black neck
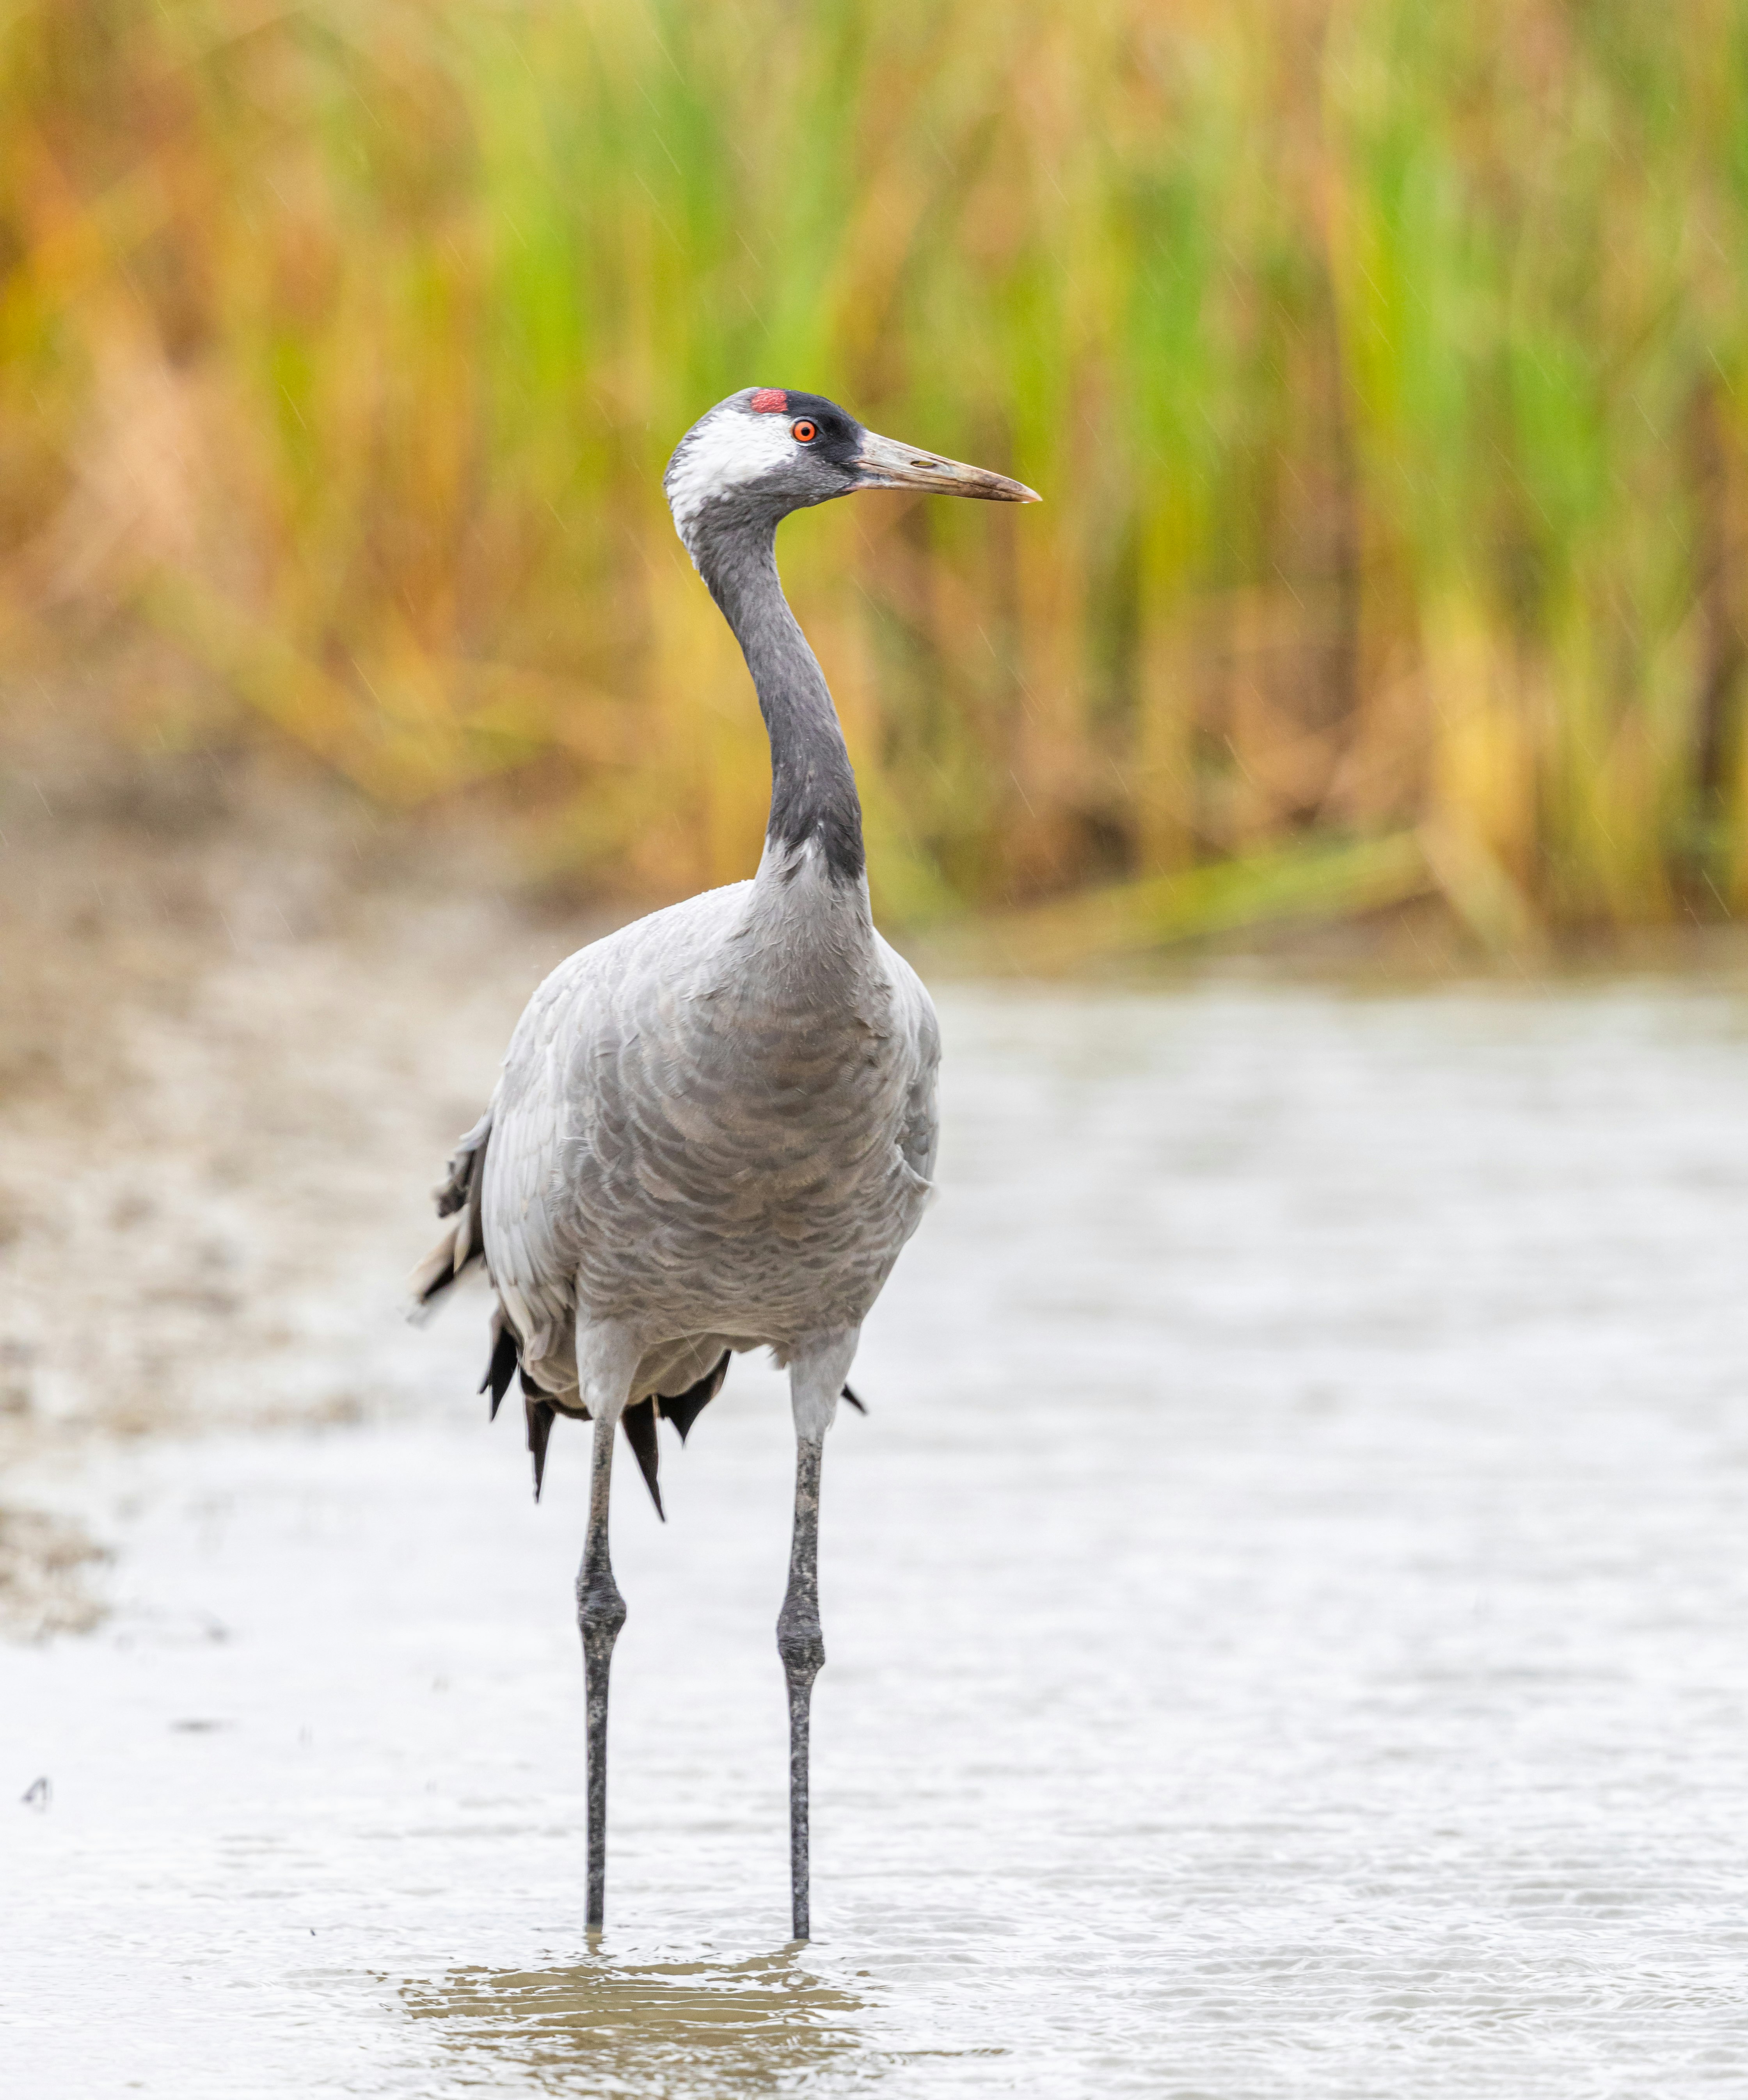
[689,511,865,884]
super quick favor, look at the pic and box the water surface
[7,983,1748,2096]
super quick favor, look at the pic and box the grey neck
[689,510,866,886]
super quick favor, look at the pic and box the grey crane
[415,386,1037,1940]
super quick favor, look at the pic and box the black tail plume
[621,1398,665,1520]
[526,1393,556,1503]
[658,1351,731,1444]
[481,1319,518,1421]
[841,1383,867,1415]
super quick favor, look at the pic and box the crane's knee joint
[777,1602,825,1682]
[576,1575,627,1643]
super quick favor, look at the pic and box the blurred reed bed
[3,0,1748,948]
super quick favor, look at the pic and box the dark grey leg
[776,1429,826,1942]
[576,1410,625,1932]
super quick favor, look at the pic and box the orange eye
[791,419,818,443]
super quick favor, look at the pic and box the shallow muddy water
[7,982,1748,2096]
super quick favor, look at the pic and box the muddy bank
[0,745,621,1631]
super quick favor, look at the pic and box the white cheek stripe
[665,402,795,544]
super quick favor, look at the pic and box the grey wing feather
[878,934,940,1186]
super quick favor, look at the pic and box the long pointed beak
[852,429,1040,504]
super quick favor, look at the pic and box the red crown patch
[750,389,788,414]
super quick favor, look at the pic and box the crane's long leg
[576,1410,624,1932]
[778,1426,826,1942]
[779,1328,857,1944]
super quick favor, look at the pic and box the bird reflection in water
[402,1950,865,2094]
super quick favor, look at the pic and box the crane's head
[664,388,1038,557]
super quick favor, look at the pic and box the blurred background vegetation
[4,0,1748,950]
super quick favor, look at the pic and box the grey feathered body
[467,845,937,1413]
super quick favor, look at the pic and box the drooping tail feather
[409,1225,469,1312]
[525,1379,557,1503]
[657,1351,731,1443]
[480,1312,517,1421]
[410,1110,493,1318]
[434,1110,492,1218]
[621,1399,664,1520]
